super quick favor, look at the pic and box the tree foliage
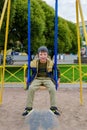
[0,0,6,47]
[9,0,46,53]
[37,0,55,56]
[0,0,78,55]
[67,21,78,54]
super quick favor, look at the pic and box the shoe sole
[23,109,34,117]
[49,110,60,117]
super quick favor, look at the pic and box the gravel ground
[0,84,87,130]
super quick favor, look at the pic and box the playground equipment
[0,0,87,105]
[0,0,11,104]
[27,0,58,90]
[76,0,87,104]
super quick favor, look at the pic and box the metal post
[27,0,31,88]
[54,0,58,90]
[0,0,11,104]
[76,0,83,105]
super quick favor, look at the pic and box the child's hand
[57,78,60,86]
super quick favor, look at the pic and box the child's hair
[38,46,48,54]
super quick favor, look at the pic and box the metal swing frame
[27,0,58,90]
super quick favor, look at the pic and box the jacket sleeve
[52,65,60,79]
[25,60,37,90]
[57,68,60,78]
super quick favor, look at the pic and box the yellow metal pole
[0,0,11,105]
[24,64,27,90]
[0,0,8,30]
[72,66,74,83]
[0,66,2,84]
[78,0,87,45]
[76,0,83,105]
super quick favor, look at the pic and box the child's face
[38,51,48,63]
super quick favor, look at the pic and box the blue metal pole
[28,0,31,87]
[54,0,58,90]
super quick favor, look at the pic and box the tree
[30,0,46,53]
[0,0,4,13]
[58,17,72,54]
[0,0,6,47]
[0,0,78,55]
[37,0,55,56]
[67,21,77,54]
[0,0,16,48]
[8,0,46,54]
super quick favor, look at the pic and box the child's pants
[26,77,57,108]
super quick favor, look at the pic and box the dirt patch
[0,87,87,130]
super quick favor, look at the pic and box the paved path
[2,83,87,88]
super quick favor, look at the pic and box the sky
[43,0,87,23]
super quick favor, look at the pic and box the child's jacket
[27,58,60,89]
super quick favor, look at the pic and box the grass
[0,64,87,83]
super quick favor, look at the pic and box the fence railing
[0,64,87,86]
[0,64,27,89]
[59,64,87,83]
